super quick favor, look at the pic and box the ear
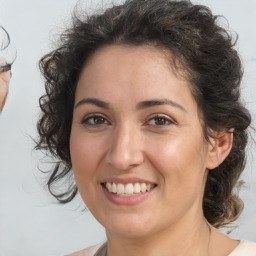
[206,130,233,170]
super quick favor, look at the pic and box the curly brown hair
[0,26,13,72]
[36,0,251,228]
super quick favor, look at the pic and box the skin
[0,70,11,111]
[70,44,238,256]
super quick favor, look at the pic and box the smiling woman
[36,0,255,255]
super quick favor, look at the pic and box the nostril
[106,149,144,171]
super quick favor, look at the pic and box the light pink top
[228,240,256,256]
[66,240,256,256]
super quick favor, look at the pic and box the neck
[106,213,211,256]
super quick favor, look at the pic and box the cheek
[70,131,99,184]
[147,133,208,192]
[70,129,110,200]
[70,133,100,208]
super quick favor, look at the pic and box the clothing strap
[94,242,107,256]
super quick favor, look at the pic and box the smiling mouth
[102,182,157,197]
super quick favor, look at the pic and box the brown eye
[147,115,173,126]
[154,117,169,125]
[93,116,105,124]
[81,114,110,126]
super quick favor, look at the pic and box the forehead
[75,44,197,112]
[84,44,184,77]
[78,44,188,90]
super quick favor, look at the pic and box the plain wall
[0,0,255,255]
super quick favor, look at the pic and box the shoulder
[229,240,256,256]
[65,242,106,256]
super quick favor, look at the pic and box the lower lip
[102,185,155,206]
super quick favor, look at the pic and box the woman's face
[0,69,11,111]
[70,45,213,239]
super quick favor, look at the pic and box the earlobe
[206,130,233,170]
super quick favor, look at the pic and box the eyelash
[81,113,174,128]
[146,114,174,127]
[81,113,110,127]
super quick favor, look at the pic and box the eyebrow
[75,98,110,109]
[75,97,186,112]
[136,99,186,112]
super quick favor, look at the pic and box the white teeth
[125,183,134,195]
[134,183,141,193]
[112,183,117,193]
[117,183,125,194]
[105,182,155,196]
[106,182,111,191]
[141,183,147,193]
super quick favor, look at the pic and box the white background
[0,0,255,255]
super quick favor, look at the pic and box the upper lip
[101,177,157,185]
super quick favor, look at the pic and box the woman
[0,26,12,112]
[36,0,256,255]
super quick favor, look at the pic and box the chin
[108,225,153,239]
[103,213,156,239]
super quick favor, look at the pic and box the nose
[106,124,144,170]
